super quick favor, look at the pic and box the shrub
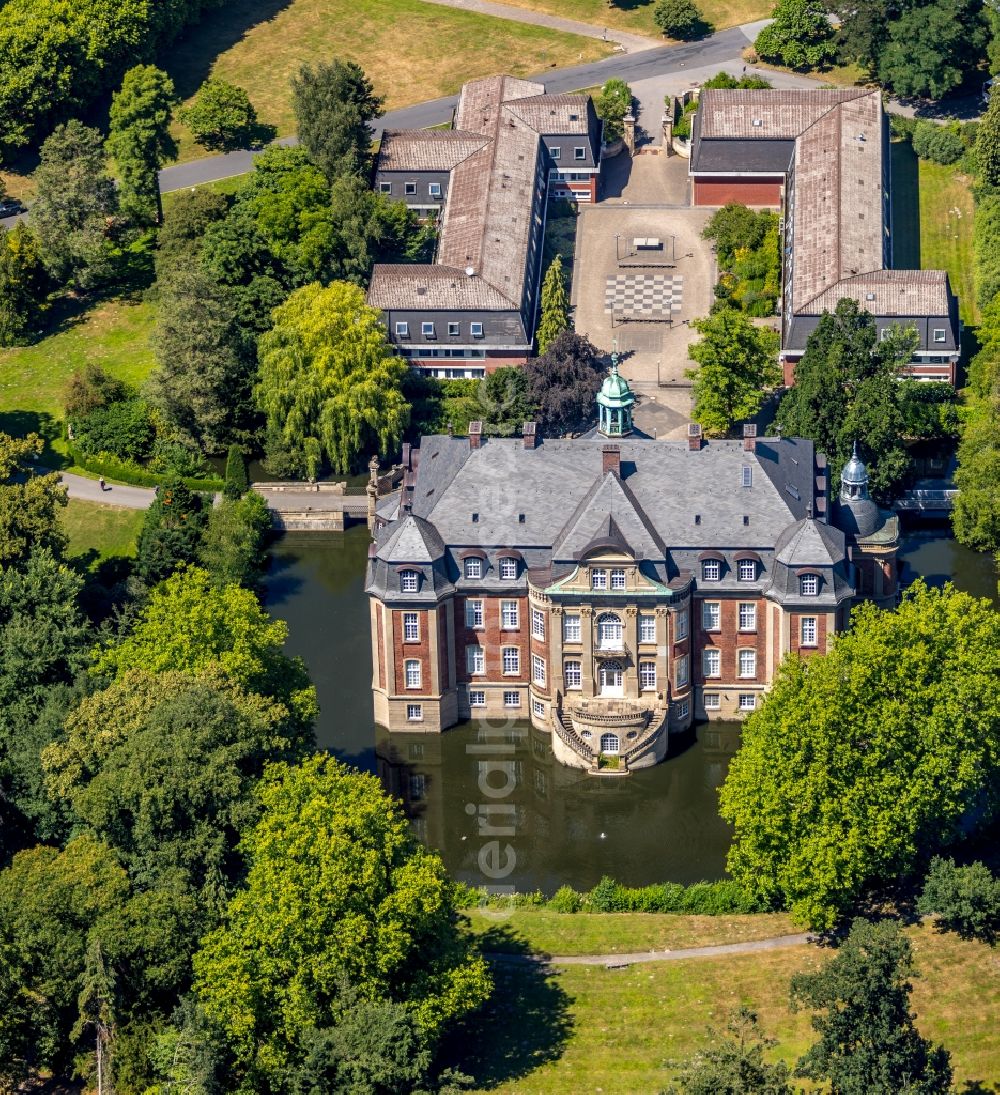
[64,363,128,419]
[754,0,836,69]
[582,876,764,914]
[548,885,582,913]
[148,437,210,479]
[974,194,1000,308]
[672,98,699,140]
[702,71,773,90]
[72,398,155,461]
[66,442,223,492]
[912,120,965,165]
[653,0,710,40]
[917,856,1000,944]
[889,113,917,141]
[594,78,633,143]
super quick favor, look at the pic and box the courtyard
[572,154,715,439]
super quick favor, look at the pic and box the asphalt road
[157,27,752,194]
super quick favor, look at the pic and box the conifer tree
[537,254,569,355]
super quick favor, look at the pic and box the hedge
[460,876,767,915]
[66,443,224,493]
[974,194,1000,309]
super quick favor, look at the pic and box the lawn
[453,921,1000,1093]
[60,498,144,567]
[496,0,771,38]
[164,0,614,161]
[918,159,978,326]
[467,907,797,955]
[0,296,157,428]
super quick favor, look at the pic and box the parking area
[571,162,715,437]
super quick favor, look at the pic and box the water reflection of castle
[375,721,743,891]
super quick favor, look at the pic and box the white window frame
[532,698,544,718]
[676,699,690,720]
[574,146,586,160]
[503,690,520,708]
[702,601,721,631]
[501,600,519,630]
[702,560,721,582]
[801,616,818,647]
[639,614,656,644]
[467,645,485,676]
[404,181,417,196]
[502,647,520,675]
[610,568,626,590]
[379,181,392,194]
[447,321,460,337]
[703,648,721,678]
[532,655,546,686]
[738,602,757,631]
[421,321,435,338]
[738,559,757,582]
[428,181,442,197]
[400,569,418,592]
[403,612,419,641]
[675,612,688,641]
[406,703,423,721]
[800,574,819,596]
[564,660,582,689]
[591,568,608,590]
[471,322,484,338]
[739,693,757,712]
[933,328,946,343]
[742,465,753,488]
[469,689,486,707]
[639,661,656,690]
[676,653,689,687]
[531,608,545,640]
[738,649,757,678]
[464,558,483,580]
[549,145,561,160]
[704,692,720,710]
[395,321,410,338]
[563,614,581,642]
[465,598,484,629]
[499,557,518,580]
[404,659,422,689]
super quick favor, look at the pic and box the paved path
[60,470,157,509]
[488,931,813,967]
[415,0,659,52]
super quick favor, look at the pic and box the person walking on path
[98,477,107,492]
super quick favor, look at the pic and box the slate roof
[376,130,489,171]
[774,518,845,567]
[376,513,446,563]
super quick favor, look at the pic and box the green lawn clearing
[496,0,770,38]
[467,907,797,956]
[60,498,143,567]
[164,0,614,162]
[0,296,157,429]
[455,921,1000,1093]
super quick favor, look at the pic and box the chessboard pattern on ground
[604,273,683,315]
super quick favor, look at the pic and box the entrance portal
[599,660,624,697]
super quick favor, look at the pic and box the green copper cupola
[596,352,635,438]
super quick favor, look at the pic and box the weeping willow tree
[255,281,410,477]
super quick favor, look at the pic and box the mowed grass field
[0,297,157,423]
[60,498,144,566]
[497,0,771,37]
[456,916,1000,1094]
[165,0,614,160]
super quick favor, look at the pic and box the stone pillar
[662,113,673,155]
[550,604,564,702]
[623,112,636,156]
[366,455,379,531]
[580,604,594,696]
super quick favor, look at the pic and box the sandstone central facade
[365,414,898,773]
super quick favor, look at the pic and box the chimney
[522,421,538,450]
[602,443,621,476]
[402,442,412,468]
[743,423,757,452]
[687,423,703,451]
[469,421,483,450]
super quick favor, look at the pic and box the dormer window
[499,557,518,580]
[701,560,721,582]
[422,321,436,338]
[395,321,410,338]
[400,570,419,592]
[610,568,626,590]
[738,559,757,581]
[464,557,483,579]
[591,567,608,590]
[800,574,819,596]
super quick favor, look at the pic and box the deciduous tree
[594,78,632,141]
[0,432,67,567]
[199,491,271,588]
[182,79,258,152]
[537,253,569,354]
[719,582,1000,929]
[525,330,605,436]
[256,281,409,477]
[878,0,987,100]
[790,918,952,1093]
[917,856,1000,945]
[653,0,710,39]
[0,225,51,346]
[754,0,836,69]
[685,308,780,436]
[107,64,178,225]
[191,754,491,1087]
[291,60,383,181]
[977,84,1000,189]
[31,120,118,289]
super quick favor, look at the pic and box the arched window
[600,732,620,754]
[596,612,623,650]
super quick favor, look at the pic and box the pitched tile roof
[804,269,953,316]
[366,264,515,310]
[376,130,489,171]
[505,93,593,134]
[697,88,870,140]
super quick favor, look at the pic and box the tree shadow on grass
[438,924,574,1088]
[163,0,296,102]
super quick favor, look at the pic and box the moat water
[263,525,998,894]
